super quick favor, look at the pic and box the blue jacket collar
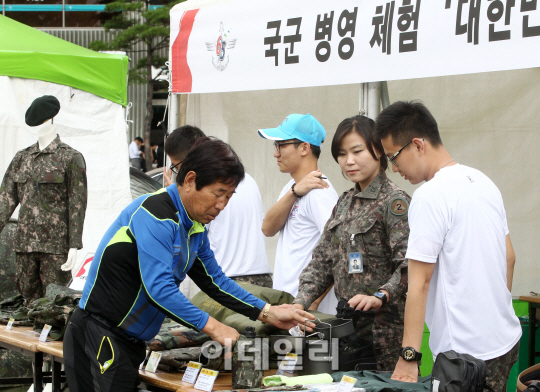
[166,184,205,234]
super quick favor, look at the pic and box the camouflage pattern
[293,172,410,371]
[28,290,81,340]
[146,321,211,351]
[0,220,20,301]
[0,295,32,326]
[231,274,273,288]
[0,349,33,381]
[16,252,71,302]
[0,135,87,254]
[232,334,263,389]
[485,341,520,392]
[45,283,82,300]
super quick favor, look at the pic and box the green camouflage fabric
[231,274,273,288]
[16,252,70,302]
[0,348,33,383]
[232,335,264,389]
[45,283,82,300]
[159,344,224,372]
[0,220,19,301]
[29,290,82,340]
[146,321,211,351]
[485,341,520,392]
[0,135,87,254]
[0,295,32,326]
[192,282,294,323]
[294,172,410,371]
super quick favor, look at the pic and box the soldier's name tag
[276,352,297,375]
[194,368,219,392]
[337,375,358,392]
[349,253,363,274]
[39,324,52,342]
[144,351,163,373]
[182,361,202,384]
[6,318,14,330]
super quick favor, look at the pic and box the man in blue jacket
[63,137,314,392]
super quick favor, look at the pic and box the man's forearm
[401,260,432,351]
[262,190,296,237]
[506,234,516,292]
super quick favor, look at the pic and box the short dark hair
[165,125,206,161]
[134,137,143,143]
[177,137,245,190]
[375,100,443,147]
[331,115,387,171]
[286,139,321,159]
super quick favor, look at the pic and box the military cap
[25,95,61,126]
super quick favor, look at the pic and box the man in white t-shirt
[376,101,521,391]
[258,114,339,314]
[164,125,273,287]
[129,136,143,170]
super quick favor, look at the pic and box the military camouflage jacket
[0,135,87,254]
[294,172,410,349]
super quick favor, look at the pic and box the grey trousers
[130,158,141,170]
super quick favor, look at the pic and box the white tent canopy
[170,0,540,297]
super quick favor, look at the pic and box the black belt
[81,309,143,345]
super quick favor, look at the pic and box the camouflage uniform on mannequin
[293,116,411,372]
[0,95,88,302]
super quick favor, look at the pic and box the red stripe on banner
[172,9,199,93]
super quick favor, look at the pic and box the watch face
[374,292,383,299]
[403,348,415,360]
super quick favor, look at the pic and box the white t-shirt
[273,177,339,315]
[129,141,141,159]
[207,173,272,277]
[406,164,521,360]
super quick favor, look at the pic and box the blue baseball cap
[258,113,326,147]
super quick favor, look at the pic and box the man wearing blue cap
[259,114,339,313]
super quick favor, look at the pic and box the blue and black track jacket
[79,184,266,341]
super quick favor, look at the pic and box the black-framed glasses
[170,161,182,175]
[387,138,424,167]
[273,140,302,153]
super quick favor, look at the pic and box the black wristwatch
[400,346,422,362]
[372,291,388,305]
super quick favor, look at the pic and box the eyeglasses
[387,138,424,167]
[273,140,302,153]
[170,160,182,174]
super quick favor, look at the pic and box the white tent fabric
[0,77,132,277]
[181,67,540,298]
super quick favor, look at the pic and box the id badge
[349,252,362,273]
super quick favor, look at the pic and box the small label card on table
[182,361,202,384]
[6,318,14,330]
[39,325,52,342]
[337,375,357,392]
[276,352,298,376]
[145,352,163,373]
[194,368,219,391]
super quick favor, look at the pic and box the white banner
[170,0,540,94]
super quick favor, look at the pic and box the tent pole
[366,82,381,120]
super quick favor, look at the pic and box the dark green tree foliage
[89,0,184,166]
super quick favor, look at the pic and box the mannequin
[29,120,78,272]
[0,95,87,301]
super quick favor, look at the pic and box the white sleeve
[307,189,338,234]
[405,193,447,263]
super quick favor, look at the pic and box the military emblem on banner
[205,22,237,71]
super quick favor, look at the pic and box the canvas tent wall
[170,0,540,297]
[0,16,132,276]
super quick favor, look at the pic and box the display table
[519,295,540,367]
[0,326,44,392]
[139,369,277,392]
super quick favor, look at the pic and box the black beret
[25,95,61,127]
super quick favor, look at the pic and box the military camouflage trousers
[16,252,70,302]
[230,274,273,288]
[485,341,520,392]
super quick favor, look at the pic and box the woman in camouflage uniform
[293,115,411,371]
